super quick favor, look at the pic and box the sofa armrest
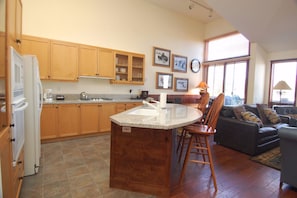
[279,126,297,141]
[279,115,290,124]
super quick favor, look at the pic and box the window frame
[203,32,250,105]
[268,59,297,106]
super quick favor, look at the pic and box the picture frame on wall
[174,77,188,92]
[156,72,173,89]
[172,54,187,73]
[153,47,171,67]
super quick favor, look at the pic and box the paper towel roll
[160,93,167,108]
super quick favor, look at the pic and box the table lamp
[196,81,209,95]
[273,80,291,104]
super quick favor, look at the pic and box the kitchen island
[109,103,202,197]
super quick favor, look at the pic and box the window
[270,60,297,105]
[204,33,250,105]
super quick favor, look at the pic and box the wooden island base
[109,122,181,197]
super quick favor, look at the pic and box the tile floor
[20,134,155,198]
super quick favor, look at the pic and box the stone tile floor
[20,134,155,198]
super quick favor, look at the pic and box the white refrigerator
[23,55,43,176]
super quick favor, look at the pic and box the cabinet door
[12,147,24,198]
[51,41,79,81]
[113,52,129,83]
[0,128,13,198]
[131,54,145,84]
[0,32,5,78]
[98,48,115,78]
[40,105,58,140]
[22,35,51,79]
[58,104,80,137]
[15,0,22,44]
[115,103,126,113]
[79,45,98,76]
[80,104,100,134]
[98,103,116,132]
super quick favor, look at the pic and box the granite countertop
[110,103,202,130]
[43,98,143,104]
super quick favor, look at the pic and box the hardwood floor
[20,134,297,198]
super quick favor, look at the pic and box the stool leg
[179,134,194,184]
[205,136,217,191]
[178,129,187,163]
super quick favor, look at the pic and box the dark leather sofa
[214,105,289,156]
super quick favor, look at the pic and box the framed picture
[172,54,187,73]
[153,47,171,67]
[156,72,173,89]
[174,78,188,92]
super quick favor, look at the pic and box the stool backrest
[197,92,210,115]
[204,93,224,130]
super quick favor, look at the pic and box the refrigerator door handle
[13,102,29,112]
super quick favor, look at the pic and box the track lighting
[189,0,213,18]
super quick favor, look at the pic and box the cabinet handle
[16,39,22,44]
[11,138,15,142]
[18,176,23,180]
[17,160,23,164]
[10,123,15,127]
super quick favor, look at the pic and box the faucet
[142,100,160,111]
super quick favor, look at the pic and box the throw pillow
[233,105,246,120]
[241,111,263,127]
[263,108,281,124]
[256,104,269,124]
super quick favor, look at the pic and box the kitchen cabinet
[80,103,100,134]
[0,128,13,198]
[7,0,22,50]
[51,40,79,81]
[98,103,116,132]
[40,104,58,140]
[111,51,145,85]
[79,45,115,78]
[0,32,5,77]
[22,35,51,79]
[11,147,24,198]
[58,104,81,137]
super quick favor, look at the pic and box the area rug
[250,147,281,170]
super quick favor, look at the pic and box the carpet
[250,147,281,170]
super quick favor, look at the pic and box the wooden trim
[203,56,250,66]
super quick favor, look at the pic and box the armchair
[279,127,297,188]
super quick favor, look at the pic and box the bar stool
[179,93,224,191]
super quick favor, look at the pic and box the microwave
[10,46,25,104]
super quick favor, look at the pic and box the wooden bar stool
[176,92,210,161]
[179,93,224,191]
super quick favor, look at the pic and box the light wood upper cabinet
[22,35,51,79]
[80,103,100,134]
[111,51,145,85]
[51,40,79,81]
[40,104,58,140]
[7,0,22,50]
[0,32,5,78]
[79,45,115,78]
[79,45,98,77]
[98,47,115,78]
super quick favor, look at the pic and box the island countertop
[110,103,202,130]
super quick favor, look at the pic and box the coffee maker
[140,91,149,99]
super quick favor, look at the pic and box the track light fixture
[189,0,213,18]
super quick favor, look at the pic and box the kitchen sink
[128,108,159,116]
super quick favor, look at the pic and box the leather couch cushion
[258,127,278,145]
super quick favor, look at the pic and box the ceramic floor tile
[20,134,155,198]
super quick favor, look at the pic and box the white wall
[22,0,206,95]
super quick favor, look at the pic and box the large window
[204,32,250,105]
[270,60,297,105]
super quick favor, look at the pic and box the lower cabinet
[12,148,24,198]
[116,102,142,113]
[0,128,13,198]
[41,103,123,140]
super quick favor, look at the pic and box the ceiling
[145,0,297,53]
